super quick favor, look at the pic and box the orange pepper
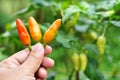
[16,19,31,46]
[43,19,61,44]
[28,16,42,42]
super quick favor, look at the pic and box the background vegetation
[0,0,120,80]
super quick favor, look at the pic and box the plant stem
[65,53,71,74]
[28,45,32,51]
[98,55,103,68]
[43,42,47,48]
[102,25,108,36]
[68,69,74,80]
[76,70,79,80]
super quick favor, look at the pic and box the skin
[0,43,54,80]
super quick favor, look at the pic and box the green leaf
[87,4,96,15]
[110,21,120,27]
[96,0,115,10]
[0,47,8,61]
[85,55,105,80]
[15,4,38,15]
[30,0,50,7]
[79,71,90,80]
[46,72,55,80]
[55,73,68,80]
[114,2,120,12]
[1,31,10,37]
[56,33,77,48]
[62,5,80,23]
[75,24,89,33]
[40,24,48,33]
[85,44,99,55]
[75,1,89,13]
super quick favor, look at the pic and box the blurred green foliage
[0,0,120,80]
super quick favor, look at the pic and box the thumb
[20,43,44,73]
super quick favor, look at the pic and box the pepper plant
[0,0,120,80]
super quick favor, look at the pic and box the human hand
[0,43,54,80]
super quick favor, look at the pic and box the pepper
[43,19,61,44]
[16,19,31,46]
[79,53,87,72]
[89,31,98,40]
[71,53,79,71]
[105,10,115,16]
[28,16,42,42]
[64,12,80,32]
[97,35,106,55]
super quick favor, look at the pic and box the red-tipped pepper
[16,19,31,46]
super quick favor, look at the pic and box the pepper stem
[28,45,32,51]
[43,42,47,48]
[75,70,79,80]
[102,25,108,36]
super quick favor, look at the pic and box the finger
[11,48,30,64]
[37,67,47,79]
[44,45,52,55]
[42,57,54,68]
[1,45,52,67]
[20,43,44,73]
[0,48,30,67]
